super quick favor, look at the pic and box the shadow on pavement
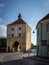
[0,59,24,65]
[0,56,49,65]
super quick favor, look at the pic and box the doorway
[13,41,21,52]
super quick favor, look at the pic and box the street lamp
[33,31,35,33]
[33,30,38,56]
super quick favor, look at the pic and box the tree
[0,38,6,47]
[31,43,34,49]
[31,43,36,49]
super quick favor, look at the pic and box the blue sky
[0,0,49,45]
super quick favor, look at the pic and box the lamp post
[33,30,35,52]
[33,30,38,56]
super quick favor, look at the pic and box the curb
[35,57,49,63]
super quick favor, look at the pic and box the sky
[0,0,49,45]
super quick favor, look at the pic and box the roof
[7,14,27,26]
[7,19,27,25]
[36,13,49,28]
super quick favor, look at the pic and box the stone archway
[12,41,21,52]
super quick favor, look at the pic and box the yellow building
[7,14,31,52]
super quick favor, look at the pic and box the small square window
[11,28,14,31]
[47,45,49,55]
[19,33,21,37]
[47,23,49,32]
[12,34,14,37]
[41,40,47,46]
[19,27,21,30]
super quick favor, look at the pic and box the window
[47,23,49,32]
[41,40,47,46]
[11,28,14,31]
[8,28,10,34]
[12,34,14,37]
[19,27,21,30]
[19,33,21,37]
[47,45,49,55]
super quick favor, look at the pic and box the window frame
[41,40,47,46]
[11,28,14,31]
[19,27,21,30]
[47,23,49,32]
[19,33,21,37]
[11,34,14,37]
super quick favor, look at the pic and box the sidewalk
[35,56,49,63]
[24,56,49,63]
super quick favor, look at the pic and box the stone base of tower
[6,37,27,52]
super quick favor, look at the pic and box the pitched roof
[36,13,49,28]
[39,13,49,22]
[8,19,27,25]
[7,14,27,26]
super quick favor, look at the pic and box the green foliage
[31,43,36,49]
[0,38,6,47]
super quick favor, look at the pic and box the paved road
[0,52,36,62]
[0,58,49,65]
[0,52,49,65]
[0,52,23,62]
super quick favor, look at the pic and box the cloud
[0,18,3,23]
[18,0,24,3]
[18,0,21,1]
[0,3,5,12]
[0,18,4,25]
[43,0,49,7]
[28,18,33,28]
[29,23,32,27]
[0,25,7,37]
[29,18,33,22]
[0,3,5,8]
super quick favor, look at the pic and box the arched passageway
[12,41,21,52]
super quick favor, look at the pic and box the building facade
[7,14,31,52]
[36,14,49,57]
